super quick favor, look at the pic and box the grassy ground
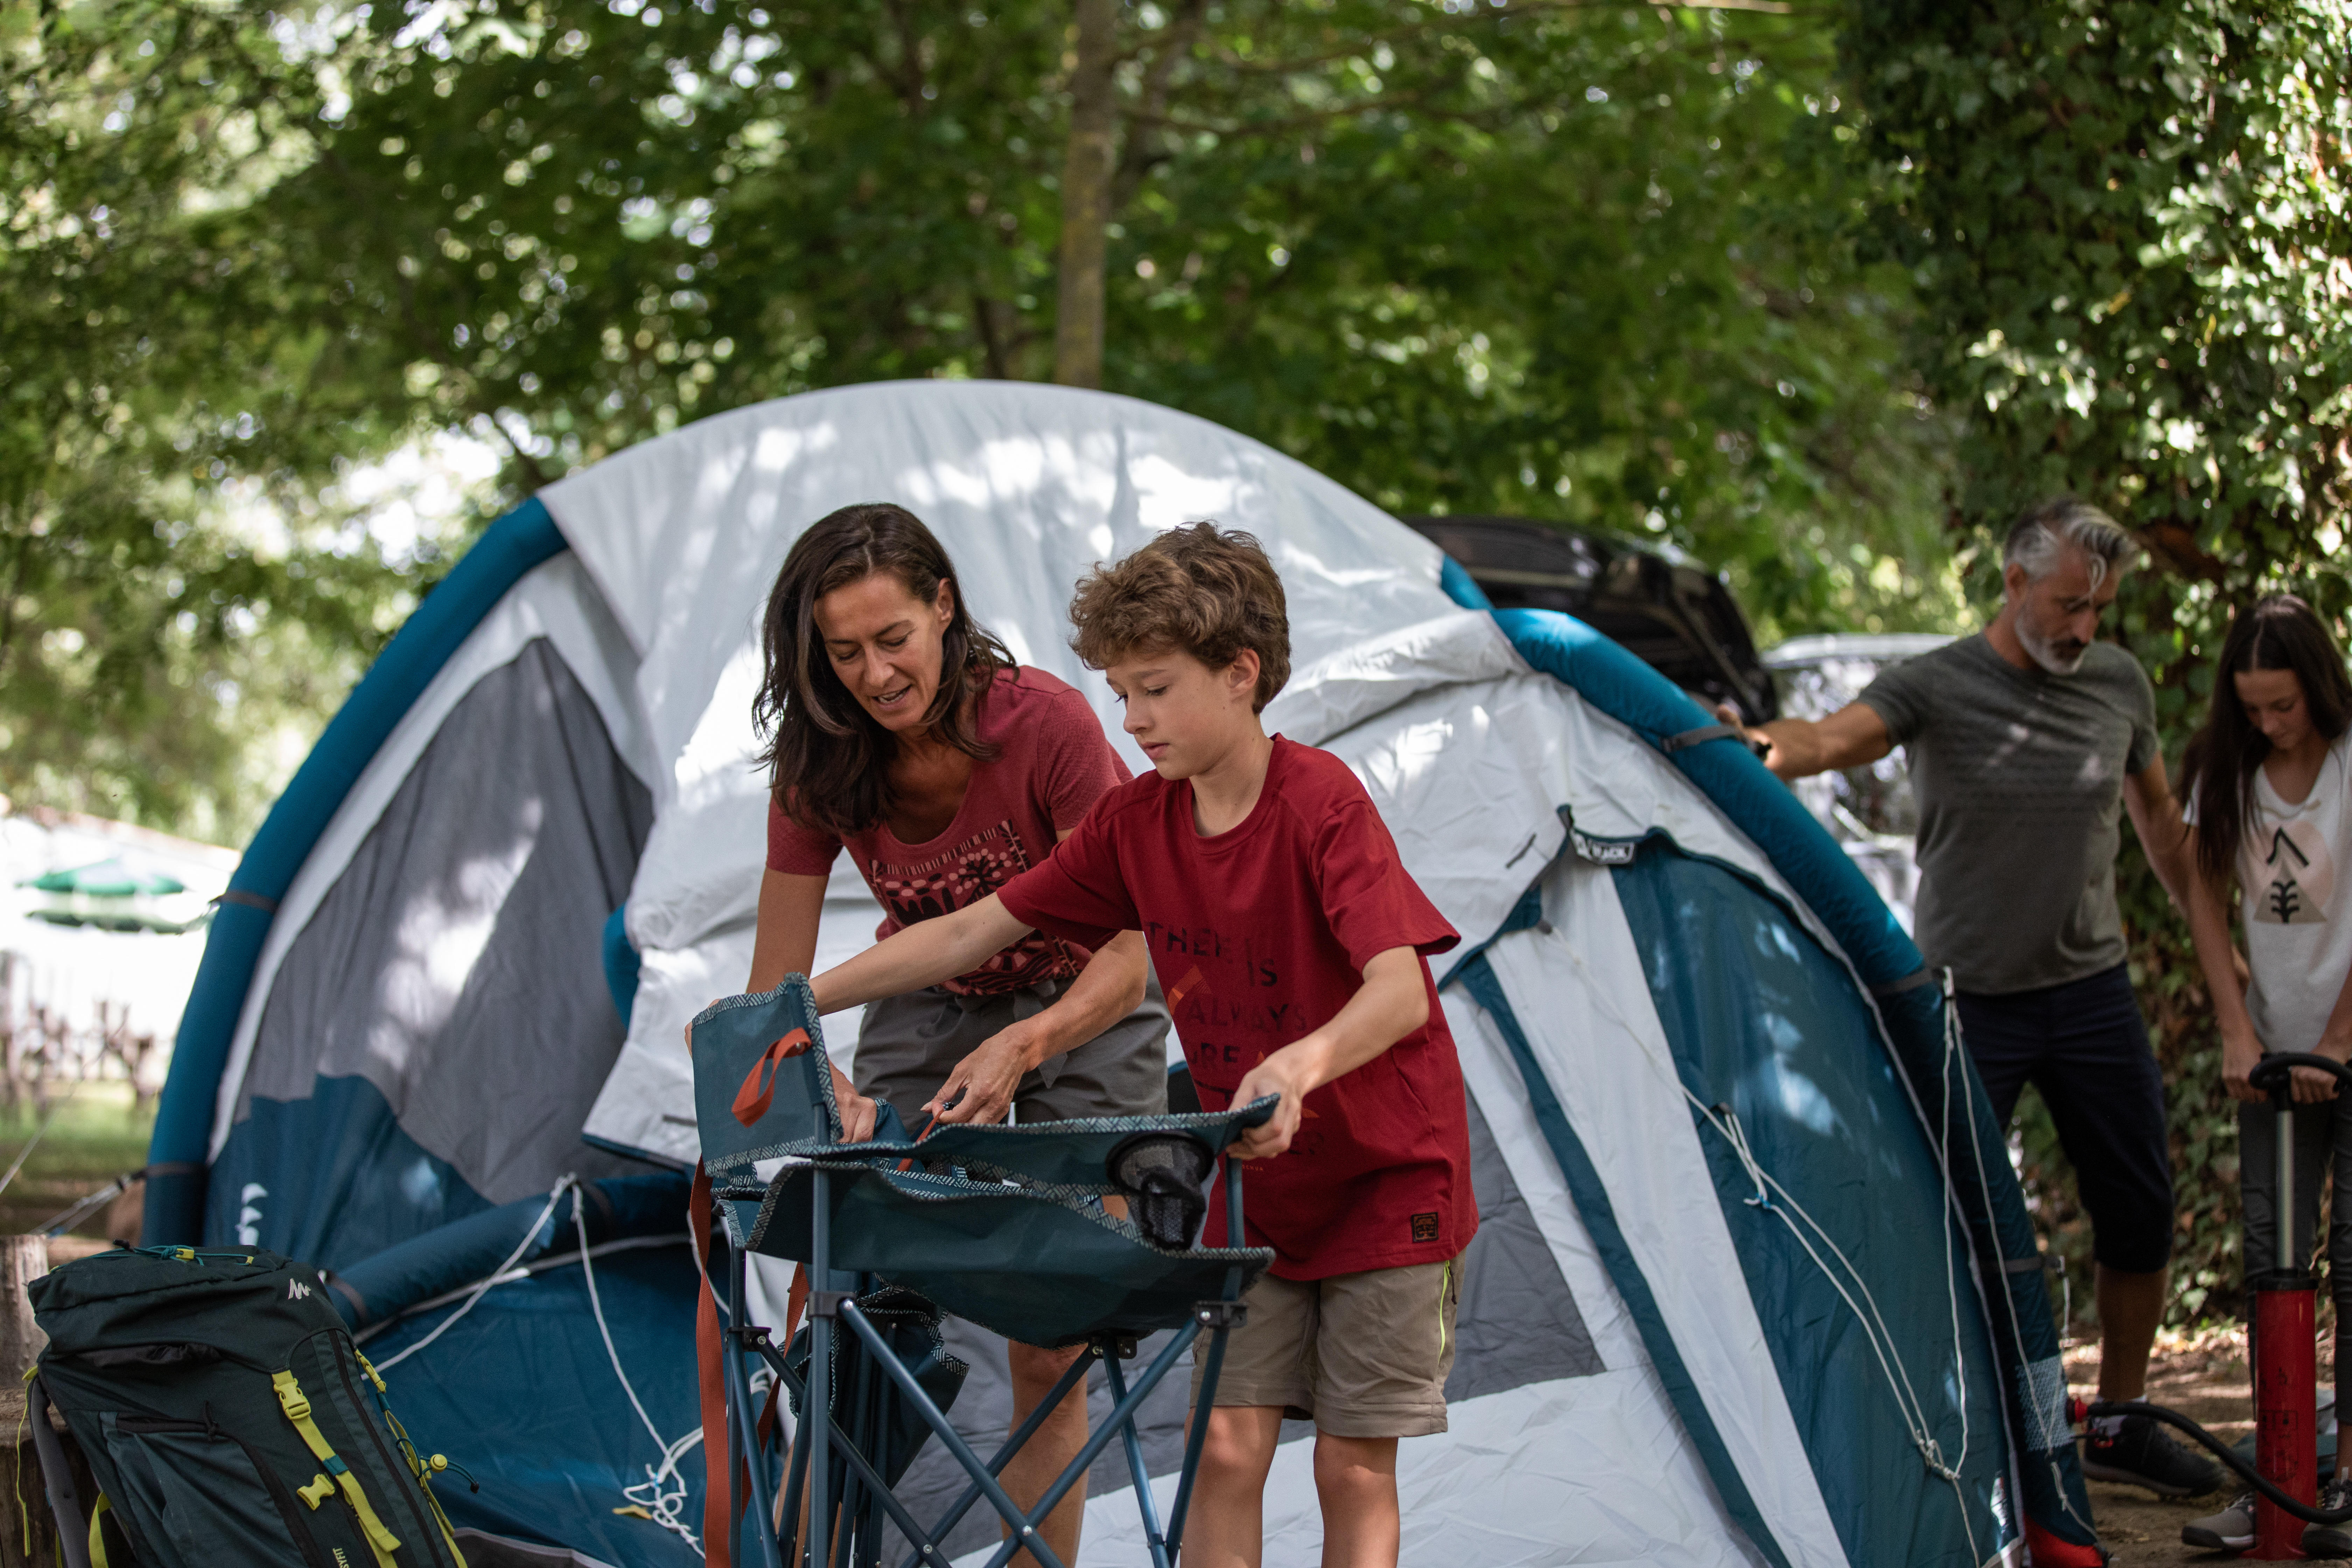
[0,1080,151,1240]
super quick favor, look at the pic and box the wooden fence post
[0,1234,60,1567]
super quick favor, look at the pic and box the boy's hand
[1230,1050,1314,1160]
[927,1020,1048,1125]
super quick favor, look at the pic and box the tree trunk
[1052,0,1119,388]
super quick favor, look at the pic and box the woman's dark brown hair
[754,503,1010,837]
[2185,593,2352,888]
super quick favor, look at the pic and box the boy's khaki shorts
[1190,1258,1460,1438]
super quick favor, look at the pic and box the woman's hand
[927,1021,1045,1126]
[835,1078,881,1143]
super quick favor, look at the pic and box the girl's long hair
[754,503,1009,838]
[2184,593,2352,888]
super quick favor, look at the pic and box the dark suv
[1401,514,1778,722]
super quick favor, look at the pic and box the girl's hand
[2292,1063,2342,1104]
[2222,1029,2266,1104]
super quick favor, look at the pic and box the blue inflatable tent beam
[1441,585,2098,1555]
[145,499,570,1247]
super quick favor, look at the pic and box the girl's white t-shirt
[2242,731,2352,1054]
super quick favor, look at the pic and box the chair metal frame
[707,1140,1252,1568]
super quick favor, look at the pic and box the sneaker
[2082,1413,2228,1497]
[2306,1477,2352,1558]
[2182,1491,2254,1552]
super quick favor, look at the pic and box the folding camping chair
[691,978,1273,1568]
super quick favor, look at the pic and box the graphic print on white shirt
[2255,819,2334,925]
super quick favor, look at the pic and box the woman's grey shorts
[851,973,1170,1129]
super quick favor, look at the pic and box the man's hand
[1229,1051,1315,1161]
[926,1020,1048,1127]
[1715,701,1892,783]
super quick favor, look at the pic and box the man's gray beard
[2017,616,2087,675]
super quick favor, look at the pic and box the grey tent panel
[876,1091,1597,1559]
[1447,1086,1602,1400]
[235,639,655,1203]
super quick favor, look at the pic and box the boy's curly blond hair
[1068,523,1291,712]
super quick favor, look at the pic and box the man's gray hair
[2002,497,2138,592]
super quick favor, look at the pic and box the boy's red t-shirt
[997,735,1477,1280]
[766,666,1129,996]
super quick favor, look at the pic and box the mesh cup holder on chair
[1107,1130,1213,1249]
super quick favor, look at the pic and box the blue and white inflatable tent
[148,382,2094,1567]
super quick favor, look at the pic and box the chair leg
[835,1301,1068,1568]
[810,1170,834,1568]
[778,1409,813,1566]
[964,1323,1198,1568]
[1166,1318,1234,1562]
[1100,1345,1173,1568]
[764,1340,940,1568]
[727,1245,788,1568]
[897,1344,1097,1568]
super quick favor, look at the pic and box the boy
[810,523,1476,1568]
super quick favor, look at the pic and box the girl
[2180,594,2352,1556]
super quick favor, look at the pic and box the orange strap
[691,1161,734,1568]
[733,1028,813,1127]
[755,1270,810,1449]
[895,1111,941,1172]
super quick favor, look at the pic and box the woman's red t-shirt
[766,666,1129,996]
[997,736,1476,1280]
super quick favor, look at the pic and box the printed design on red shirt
[867,819,1079,993]
[1154,922,1332,1153]
[2255,820,2334,926]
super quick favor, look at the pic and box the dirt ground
[2070,1330,2347,1565]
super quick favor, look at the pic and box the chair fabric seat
[746,1154,1270,1346]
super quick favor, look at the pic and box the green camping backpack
[30,1246,469,1568]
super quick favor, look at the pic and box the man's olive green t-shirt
[1856,634,2160,996]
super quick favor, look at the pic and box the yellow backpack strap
[88,1493,112,1568]
[271,1370,403,1567]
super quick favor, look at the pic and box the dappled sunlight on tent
[376,798,543,1068]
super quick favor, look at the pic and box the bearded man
[1734,498,2220,1497]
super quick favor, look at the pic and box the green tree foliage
[292,0,1959,637]
[7,0,1980,843]
[1,2,420,841]
[1841,0,2352,1324]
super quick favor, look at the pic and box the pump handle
[2247,1052,2352,1099]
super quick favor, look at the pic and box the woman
[2179,594,2352,1558]
[748,501,1168,1567]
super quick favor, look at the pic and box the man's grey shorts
[852,973,1170,1129]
